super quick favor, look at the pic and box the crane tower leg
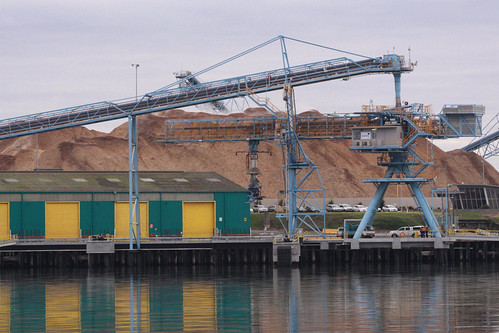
[409,183,441,238]
[128,115,141,250]
[354,182,390,237]
[354,151,442,239]
[285,85,298,236]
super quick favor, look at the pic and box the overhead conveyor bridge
[163,103,483,145]
[0,55,411,141]
[461,112,498,159]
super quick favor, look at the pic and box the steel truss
[277,83,326,237]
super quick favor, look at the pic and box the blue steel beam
[462,130,499,151]
[0,54,411,140]
[128,115,141,250]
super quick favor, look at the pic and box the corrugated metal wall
[2,191,248,238]
[215,193,250,235]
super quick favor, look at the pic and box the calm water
[1,264,498,332]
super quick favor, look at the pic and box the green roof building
[0,171,250,239]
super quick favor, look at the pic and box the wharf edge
[1,236,499,268]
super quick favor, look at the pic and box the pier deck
[0,236,498,268]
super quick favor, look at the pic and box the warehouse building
[0,171,250,239]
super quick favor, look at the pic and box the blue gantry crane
[0,35,483,241]
[0,36,415,240]
[349,103,484,238]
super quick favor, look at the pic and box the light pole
[131,64,140,101]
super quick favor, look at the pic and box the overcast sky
[1,1,498,172]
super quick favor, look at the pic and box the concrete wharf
[0,236,498,268]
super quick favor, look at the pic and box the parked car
[250,207,254,213]
[389,226,423,237]
[268,205,276,212]
[337,225,375,238]
[326,204,342,212]
[353,205,367,212]
[253,205,268,213]
[382,205,398,212]
[305,206,319,212]
[338,204,354,212]
[297,205,307,212]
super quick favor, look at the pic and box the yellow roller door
[0,203,9,240]
[183,282,216,331]
[46,284,80,330]
[45,202,80,239]
[182,201,215,238]
[115,202,149,238]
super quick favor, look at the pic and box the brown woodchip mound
[0,109,497,199]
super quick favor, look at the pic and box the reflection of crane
[461,113,499,159]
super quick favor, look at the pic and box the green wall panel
[9,202,22,237]
[215,192,250,235]
[92,201,115,235]
[80,201,115,237]
[21,201,45,237]
[80,201,93,237]
[214,193,225,233]
[160,201,182,236]
[226,192,250,235]
[149,201,161,236]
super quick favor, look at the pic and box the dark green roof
[0,171,245,193]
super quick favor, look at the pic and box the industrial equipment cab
[337,223,375,238]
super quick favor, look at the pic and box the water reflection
[0,264,498,332]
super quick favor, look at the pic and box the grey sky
[1,1,498,171]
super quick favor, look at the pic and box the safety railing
[448,229,499,237]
